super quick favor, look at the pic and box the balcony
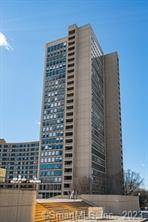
[68,35,75,41]
[68,46,75,51]
[68,52,75,57]
[67,80,74,85]
[65,146,73,151]
[67,75,74,80]
[66,104,74,109]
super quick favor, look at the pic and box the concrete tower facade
[38,24,124,198]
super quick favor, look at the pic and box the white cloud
[0,32,13,51]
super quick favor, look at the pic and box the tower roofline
[46,37,67,47]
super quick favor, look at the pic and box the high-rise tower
[38,24,123,198]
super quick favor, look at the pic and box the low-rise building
[0,139,39,181]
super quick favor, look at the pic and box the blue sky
[0,0,148,189]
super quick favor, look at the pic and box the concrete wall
[104,52,124,194]
[81,194,140,215]
[0,189,36,222]
[75,25,92,179]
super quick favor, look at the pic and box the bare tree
[124,169,143,195]
[73,174,106,195]
[138,189,148,209]
[73,176,91,194]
